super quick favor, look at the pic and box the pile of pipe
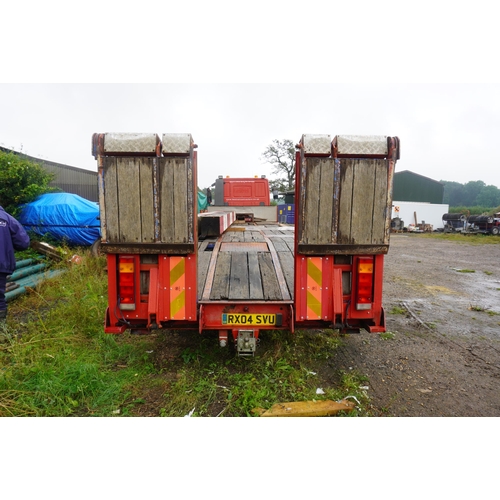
[442,213,467,222]
[5,257,65,303]
[468,215,494,224]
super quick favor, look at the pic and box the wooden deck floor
[198,225,294,302]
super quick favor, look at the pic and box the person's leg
[0,273,7,325]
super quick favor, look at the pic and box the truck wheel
[491,227,499,235]
[91,238,103,257]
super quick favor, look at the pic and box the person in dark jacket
[0,205,30,324]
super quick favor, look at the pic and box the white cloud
[1,83,500,189]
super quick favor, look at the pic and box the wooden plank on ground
[255,399,355,417]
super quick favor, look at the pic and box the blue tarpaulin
[19,193,100,246]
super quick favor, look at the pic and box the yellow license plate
[222,313,277,326]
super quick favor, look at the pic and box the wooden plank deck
[198,225,294,302]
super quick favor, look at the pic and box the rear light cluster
[118,255,136,310]
[356,257,374,310]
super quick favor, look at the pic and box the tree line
[0,150,54,216]
[441,180,500,209]
[261,140,500,211]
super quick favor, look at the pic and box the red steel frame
[292,254,385,333]
[102,134,397,340]
[292,144,390,334]
[104,253,198,334]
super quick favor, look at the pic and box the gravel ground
[332,234,500,416]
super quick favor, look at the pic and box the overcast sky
[2,1,500,193]
[1,83,499,190]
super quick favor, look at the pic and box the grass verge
[1,250,157,416]
[1,251,369,417]
[146,328,369,417]
[409,232,500,245]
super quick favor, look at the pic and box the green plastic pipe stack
[9,263,48,281]
[12,258,35,270]
[5,257,65,303]
[5,269,65,302]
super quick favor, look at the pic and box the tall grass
[1,251,155,416]
[410,232,500,244]
[1,250,369,417]
[150,329,367,417]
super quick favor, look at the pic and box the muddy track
[332,234,500,417]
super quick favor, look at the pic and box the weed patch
[417,233,500,245]
[469,304,490,312]
[389,306,406,315]
[133,329,367,417]
[2,252,371,417]
[1,251,157,416]
[379,332,396,340]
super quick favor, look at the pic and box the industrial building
[392,170,448,230]
[0,146,98,202]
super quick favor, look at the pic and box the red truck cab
[214,176,270,206]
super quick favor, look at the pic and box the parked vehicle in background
[442,213,500,235]
[467,215,500,235]
[214,176,270,206]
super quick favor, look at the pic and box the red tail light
[356,257,374,310]
[118,256,136,310]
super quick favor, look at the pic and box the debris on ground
[253,399,356,417]
[30,241,65,261]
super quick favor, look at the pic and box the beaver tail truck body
[92,132,399,355]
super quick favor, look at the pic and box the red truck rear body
[93,132,400,355]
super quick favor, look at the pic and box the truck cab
[214,176,270,206]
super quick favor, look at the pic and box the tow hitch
[236,330,257,356]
